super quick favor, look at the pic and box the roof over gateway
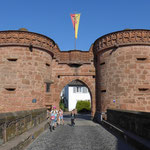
[68,80,85,86]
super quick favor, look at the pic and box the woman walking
[49,106,57,132]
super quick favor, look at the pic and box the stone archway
[52,76,96,116]
[60,79,92,112]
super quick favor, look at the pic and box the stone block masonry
[0,108,47,146]
[0,31,96,115]
[0,29,150,117]
[107,109,150,140]
[94,29,150,113]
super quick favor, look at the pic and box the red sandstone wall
[0,31,96,115]
[3,29,150,115]
[94,29,150,113]
[0,46,52,112]
[47,49,96,115]
[98,46,150,112]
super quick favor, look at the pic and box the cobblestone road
[26,114,136,150]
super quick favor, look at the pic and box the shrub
[64,108,68,112]
[76,100,91,113]
[59,99,65,111]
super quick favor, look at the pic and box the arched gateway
[0,30,96,116]
[0,29,150,117]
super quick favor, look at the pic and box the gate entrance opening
[60,80,92,113]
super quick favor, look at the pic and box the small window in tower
[136,58,147,61]
[138,88,149,91]
[101,90,106,93]
[46,83,50,92]
[68,63,82,67]
[5,88,16,91]
[46,63,50,67]
[100,62,105,66]
[7,58,18,62]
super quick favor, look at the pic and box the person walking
[71,109,76,127]
[53,106,58,128]
[59,108,64,125]
[47,107,51,130]
[49,106,56,132]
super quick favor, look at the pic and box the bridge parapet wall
[0,108,47,145]
[107,109,150,140]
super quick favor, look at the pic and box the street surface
[26,114,136,150]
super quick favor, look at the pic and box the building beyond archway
[60,79,92,112]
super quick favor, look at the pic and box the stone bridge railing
[0,108,47,145]
[107,109,150,140]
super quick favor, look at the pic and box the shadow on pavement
[63,113,92,121]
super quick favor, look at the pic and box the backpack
[50,113,55,120]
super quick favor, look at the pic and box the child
[59,109,64,125]
[47,107,51,129]
[71,109,76,126]
[53,106,58,128]
[49,106,56,131]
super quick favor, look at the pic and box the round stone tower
[94,29,150,113]
[0,30,57,112]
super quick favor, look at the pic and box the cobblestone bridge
[26,114,135,150]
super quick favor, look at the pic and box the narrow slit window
[68,64,82,67]
[7,58,18,62]
[46,63,50,67]
[46,83,50,92]
[100,62,105,66]
[5,88,16,91]
[101,90,106,93]
[137,58,147,61]
[138,88,149,91]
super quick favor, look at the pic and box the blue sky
[0,0,150,51]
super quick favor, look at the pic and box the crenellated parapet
[94,29,150,54]
[0,30,57,56]
[57,50,94,65]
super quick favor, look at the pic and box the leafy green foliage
[76,100,91,113]
[59,99,65,111]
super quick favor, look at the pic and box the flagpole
[74,13,77,50]
[75,38,76,50]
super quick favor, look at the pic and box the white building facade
[62,80,91,111]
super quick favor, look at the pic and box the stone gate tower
[0,30,96,115]
[93,29,150,114]
[0,29,150,116]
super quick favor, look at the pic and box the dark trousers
[71,118,75,126]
